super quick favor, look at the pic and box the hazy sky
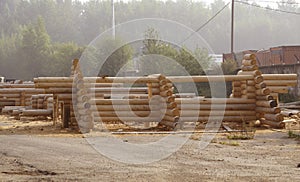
[78,0,300,8]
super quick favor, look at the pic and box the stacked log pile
[175,98,257,123]
[90,74,178,129]
[72,60,94,133]
[235,54,285,128]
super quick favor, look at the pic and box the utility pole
[112,0,116,39]
[231,0,234,53]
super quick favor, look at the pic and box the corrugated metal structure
[224,46,300,67]
[223,45,300,97]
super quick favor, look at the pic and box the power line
[253,0,300,5]
[180,2,231,44]
[236,1,300,15]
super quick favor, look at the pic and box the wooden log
[21,109,52,116]
[262,74,297,81]
[160,90,172,97]
[256,107,281,114]
[0,94,20,98]
[179,116,257,122]
[167,75,254,83]
[256,95,273,101]
[245,93,256,99]
[254,76,263,84]
[231,92,242,97]
[90,99,154,105]
[45,88,74,93]
[0,84,35,88]
[95,111,158,117]
[268,86,289,94]
[264,80,297,86]
[180,110,256,117]
[164,108,180,117]
[242,59,256,66]
[176,98,256,104]
[246,86,256,92]
[260,119,285,129]
[241,65,258,71]
[238,70,261,76]
[148,74,166,80]
[177,104,256,111]
[244,54,256,60]
[91,104,160,111]
[264,113,284,122]
[281,111,293,117]
[256,88,271,95]
[232,81,241,87]
[256,100,277,108]
[0,88,44,94]
[255,82,266,89]
[93,116,162,123]
[232,87,242,92]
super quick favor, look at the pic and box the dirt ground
[0,115,300,181]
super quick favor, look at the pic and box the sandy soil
[0,115,300,181]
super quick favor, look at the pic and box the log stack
[237,54,285,128]
[90,74,178,129]
[148,74,179,128]
[72,60,95,133]
[176,98,257,123]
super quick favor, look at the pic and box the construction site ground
[0,115,300,181]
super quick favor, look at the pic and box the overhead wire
[180,2,230,44]
[236,0,300,15]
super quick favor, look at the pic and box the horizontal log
[0,101,16,106]
[256,100,277,108]
[88,87,148,93]
[90,104,160,111]
[238,70,261,76]
[256,107,281,114]
[281,111,292,117]
[93,116,163,123]
[268,86,289,94]
[0,88,45,94]
[167,75,254,83]
[0,84,35,88]
[0,94,20,98]
[21,109,52,116]
[46,88,75,93]
[180,104,258,111]
[264,80,297,86]
[95,111,160,117]
[264,113,284,122]
[262,74,297,81]
[256,95,274,100]
[35,76,160,84]
[179,116,257,122]
[90,99,154,105]
[180,110,256,117]
[175,98,256,104]
[260,119,285,129]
